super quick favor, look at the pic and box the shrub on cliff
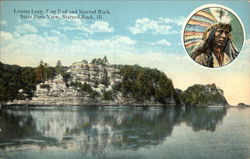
[102,89,114,101]
[69,82,99,98]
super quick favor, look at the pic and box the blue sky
[0,0,249,105]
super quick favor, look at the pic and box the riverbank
[3,99,177,107]
[2,101,233,108]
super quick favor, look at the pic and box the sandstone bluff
[3,57,228,107]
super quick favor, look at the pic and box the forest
[0,60,64,102]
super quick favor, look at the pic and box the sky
[0,0,249,105]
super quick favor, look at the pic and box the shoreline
[2,103,233,108]
[2,103,177,107]
[3,100,249,108]
[2,99,177,107]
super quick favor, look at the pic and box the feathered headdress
[184,7,232,50]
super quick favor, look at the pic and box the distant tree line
[0,60,66,102]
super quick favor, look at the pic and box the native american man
[191,23,239,67]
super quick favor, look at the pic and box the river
[0,106,249,159]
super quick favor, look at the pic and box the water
[0,106,249,159]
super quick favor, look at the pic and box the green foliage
[55,60,67,75]
[113,65,176,104]
[0,62,37,101]
[45,66,56,80]
[35,61,56,83]
[40,84,51,90]
[181,84,228,106]
[100,69,109,86]
[70,82,92,92]
[35,61,46,83]
[91,56,109,66]
[70,82,99,98]
[0,62,21,101]
[102,89,114,101]
[0,60,66,102]
[174,89,183,106]
[89,91,99,99]
[62,73,71,83]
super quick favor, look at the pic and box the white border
[181,4,246,69]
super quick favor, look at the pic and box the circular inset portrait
[183,4,245,68]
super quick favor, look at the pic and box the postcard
[0,0,249,159]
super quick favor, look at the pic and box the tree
[0,62,23,101]
[35,61,46,83]
[56,60,62,67]
[21,67,36,98]
[55,60,63,75]
[62,73,71,83]
[113,64,176,104]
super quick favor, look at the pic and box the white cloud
[15,24,38,34]
[0,31,14,40]
[149,39,172,46]
[0,33,136,66]
[68,36,136,54]
[61,18,114,34]
[112,36,136,45]
[72,35,136,46]
[0,20,7,26]
[48,30,67,40]
[158,17,186,26]
[129,17,184,35]
[0,33,64,67]
[89,21,114,33]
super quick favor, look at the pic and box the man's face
[213,28,230,48]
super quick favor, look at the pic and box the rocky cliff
[8,57,176,106]
[3,58,228,107]
[28,57,123,105]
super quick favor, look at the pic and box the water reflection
[183,107,227,132]
[0,106,227,155]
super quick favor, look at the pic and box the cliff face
[15,57,177,106]
[29,57,123,105]
[67,58,121,87]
